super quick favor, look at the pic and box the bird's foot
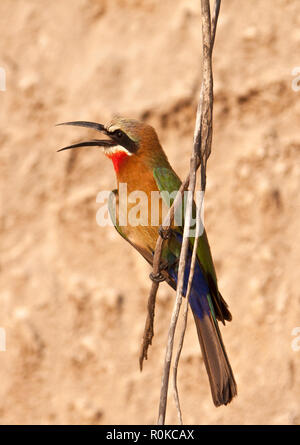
[159,226,172,240]
[149,271,166,283]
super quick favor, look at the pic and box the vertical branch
[157,0,221,425]
[172,190,203,425]
[139,177,190,369]
[157,155,198,425]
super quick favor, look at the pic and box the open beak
[56,121,116,152]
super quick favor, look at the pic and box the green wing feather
[152,167,217,279]
[153,167,231,323]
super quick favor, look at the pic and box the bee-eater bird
[57,116,237,406]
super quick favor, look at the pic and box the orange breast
[114,157,166,253]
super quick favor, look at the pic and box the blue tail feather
[168,238,211,319]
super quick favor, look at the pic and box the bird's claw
[149,272,166,283]
[159,226,172,240]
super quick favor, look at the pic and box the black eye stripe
[111,129,138,153]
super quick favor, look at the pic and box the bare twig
[172,190,204,425]
[157,153,198,425]
[172,0,221,414]
[139,281,159,370]
[157,0,221,425]
[139,178,190,369]
[172,269,189,425]
[172,0,221,424]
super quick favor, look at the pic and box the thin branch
[172,0,221,424]
[139,178,190,370]
[139,280,159,370]
[158,0,221,425]
[157,153,198,425]
[172,273,189,425]
[172,190,204,425]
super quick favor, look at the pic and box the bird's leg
[149,271,166,283]
[158,225,172,240]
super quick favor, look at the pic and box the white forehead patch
[103,145,132,156]
[106,124,119,133]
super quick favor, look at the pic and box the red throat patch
[105,151,129,173]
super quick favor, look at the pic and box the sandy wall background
[0,0,300,425]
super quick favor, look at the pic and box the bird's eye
[115,130,123,139]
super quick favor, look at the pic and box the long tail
[167,235,237,406]
[192,309,237,406]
